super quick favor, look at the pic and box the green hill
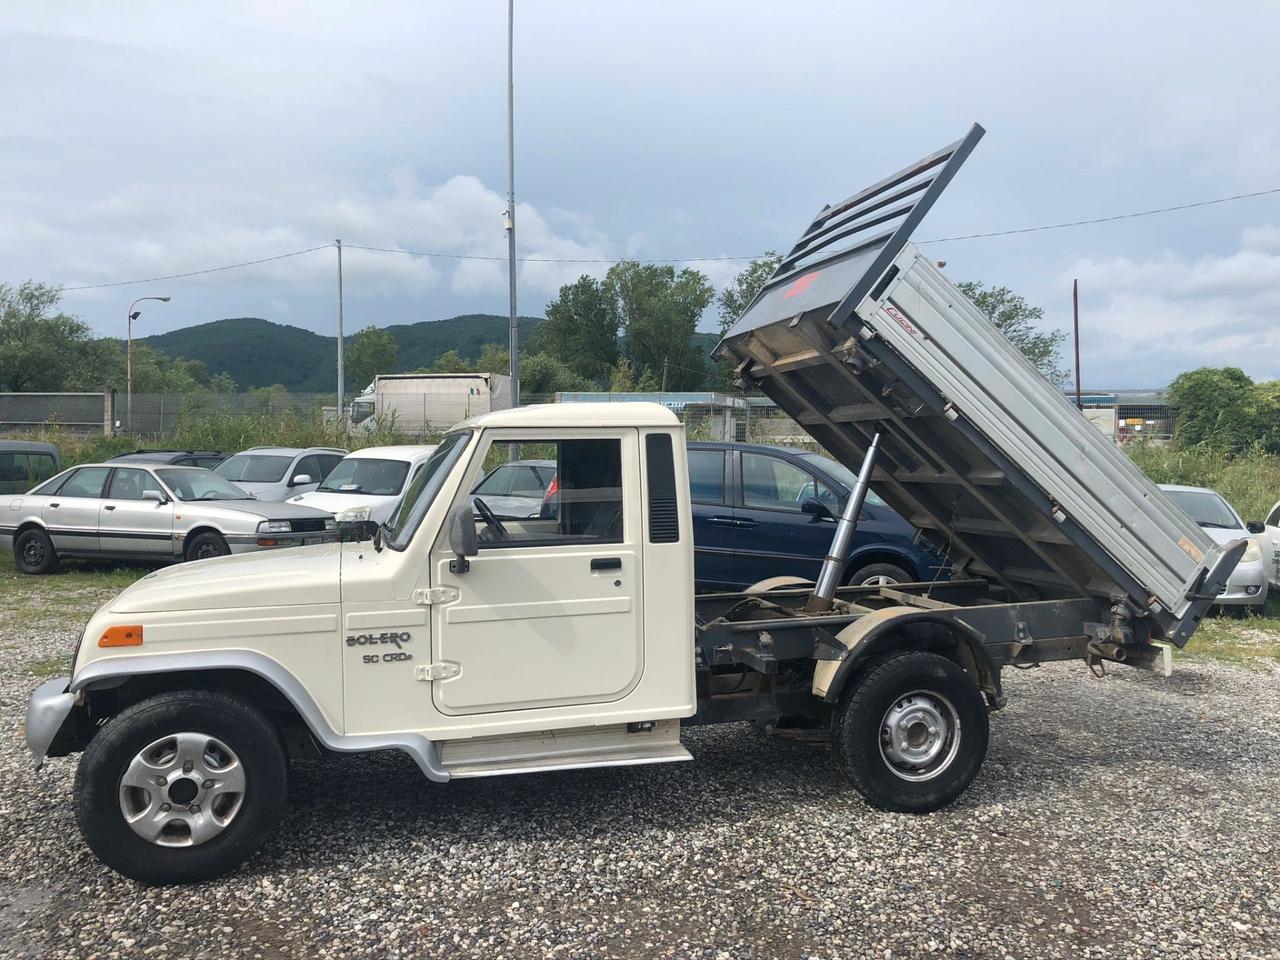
[141,314,544,391]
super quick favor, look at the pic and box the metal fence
[0,392,113,434]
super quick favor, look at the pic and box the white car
[1160,484,1268,612]
[288,445,438,524]
[1258,500,1280,589]
[214,447,346,501]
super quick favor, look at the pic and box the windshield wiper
[1196,521,1238,529]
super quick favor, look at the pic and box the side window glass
[740,454,816,511]
[1267,502,1280,527]
[472,439,622,547]
[57,467,110,499]
[107,468,163,501]
[687,450,726,503]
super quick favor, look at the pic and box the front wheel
[14,528,59,575]
[185,531,230,562]
[831,651,988,813]
[847,562,913,587]
[74,689,287,884]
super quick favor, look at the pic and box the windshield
[157,468,253,501]
[796,452,887,507]
[350,400,375,425]
[384,432,471,550]
[318,457,410,496]
[1165,489,1241,529]
[215,454,292,483]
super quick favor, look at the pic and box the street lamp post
[127,295,171,433]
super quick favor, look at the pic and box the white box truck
[25,125,1243,884]
[349,372,512,434]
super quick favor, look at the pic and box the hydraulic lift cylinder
[806,432,882,612]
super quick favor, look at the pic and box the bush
[1126,442,1280,523]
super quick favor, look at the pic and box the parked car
[469,458,557,518]
[288,445,439,524]
[686,441,946,590]
[109,449,228,469]
[1260,500,1280,588]
[214,446,346,500]
[1160,484,1268,612]
[1,463,337,574]
[0,440,60,495]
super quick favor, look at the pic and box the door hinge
[414,662,461,682]
[412,586,459,606]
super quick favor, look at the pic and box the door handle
[50,502,59,509]
[734,518,757,528]
[591,557,622,571]
[707,516,738,527]
[103,505,116,511]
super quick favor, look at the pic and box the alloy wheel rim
[118,733,246,847]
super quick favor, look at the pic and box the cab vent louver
[645,434,680,544]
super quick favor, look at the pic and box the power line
[58,245,332,292]
[343,242,756,264]
[51,183,1280,291]
[920,185,1280,243]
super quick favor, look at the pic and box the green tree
[346,325,397,392]
[428,350,475,374]
[605,261,715,390]
[607,356,659,392]
[518,352,592,396]
[956,281,1069,386]
[717,251,781,333]
[1167,367,1256,452]
[473,342,510,375]
[533,275,619,383]
[0,281,94,391]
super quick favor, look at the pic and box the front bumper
[24,676,75,768]
[1215,560,1269,607]
[226,531,338,555]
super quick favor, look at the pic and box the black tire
[847,561,913,587]
[831,651,988,813]
[14,527,59,575]
[75,689,287,885]
[185,531,230,562]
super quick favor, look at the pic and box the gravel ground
[1,621,1278,959]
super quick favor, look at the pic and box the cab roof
[457,402,680,431]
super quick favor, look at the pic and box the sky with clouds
[3,1,1279,388]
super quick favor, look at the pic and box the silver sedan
[0,463,337,574]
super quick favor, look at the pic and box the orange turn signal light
[99,625,143,648]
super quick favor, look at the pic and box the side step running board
[441,719,692,779]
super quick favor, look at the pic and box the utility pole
[661,358,669,392]
[505,0,519,408]
[336,239,345,428]
[1072,278,1082,410]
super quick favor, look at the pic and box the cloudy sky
[4,1,1280,387]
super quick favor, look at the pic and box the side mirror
[142,489,167,504]
[1247,521,1266,534]
[448,503,478,573]
[290,473,313,487]
[801,497,834,520]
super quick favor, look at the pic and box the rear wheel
[14,528,59,575]
[831,651,988,812]
[185,531,230,562]
[74,689,287,885]
[847,562,913,587]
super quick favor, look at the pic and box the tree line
[4,258,1074,400]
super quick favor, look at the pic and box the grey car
[0,463,337,575]
[214,446,346,501]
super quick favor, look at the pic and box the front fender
[68,651,450,782]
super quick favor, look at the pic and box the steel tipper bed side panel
[715,126,1236,645]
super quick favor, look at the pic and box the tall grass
[1124,442,1280,522]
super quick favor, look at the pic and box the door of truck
[430,429,645,716]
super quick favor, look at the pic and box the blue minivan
[687,441,946,591]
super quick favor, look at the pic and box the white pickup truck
[25,125,1243,885]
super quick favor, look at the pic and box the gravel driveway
[1,621,1278,959]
